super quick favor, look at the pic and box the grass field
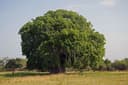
[0,71,128,85]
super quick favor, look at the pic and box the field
[0,71,128,85]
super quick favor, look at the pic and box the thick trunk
[49,53,66,74]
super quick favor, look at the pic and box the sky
[0,0,128,61]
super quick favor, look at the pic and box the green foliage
[104,59,113,70]
[98,58,128,71]
[19,9,106,73]
[98,59,113,71]
[0,57,8,71]
[112,58,128,70]
[0,59,5,71]
[5,58,27,71]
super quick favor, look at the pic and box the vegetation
[19,9,106,73]
[112,58,128,70]
[0,58,26,72]
[1,57,128,72]
[0,57,8,71]
[0,71,128,85]
[98,58,128,71]
[5,58,26,71]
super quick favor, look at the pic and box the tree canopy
[19,9,105,73]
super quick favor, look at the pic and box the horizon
[0,0,128,61]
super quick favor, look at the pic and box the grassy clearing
[0,71,128,85]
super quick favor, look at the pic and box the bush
[5,58,27,71]
[112,58,128,70]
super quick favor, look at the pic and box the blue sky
[0,0,128,60]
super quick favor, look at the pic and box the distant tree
[98,59,113,71]
[112,58,128,70]
[0,59,4,71]
[122,58,128,70]
[15,58,27,69]
[104,59,113,71]
[0,57,8,71]
[98,63,107,71]
[19,9,106,73]
[5,58,27,74]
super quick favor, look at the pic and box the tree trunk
[49,67,65,74]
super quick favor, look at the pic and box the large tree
[19,9,105,73]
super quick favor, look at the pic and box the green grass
[0,71,128,85]
[0,71,49,77]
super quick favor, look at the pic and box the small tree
[112,58,128,70]
[0,57,8,71]
[104,59,113,71]
[0,59,4,71]
[5,58,26,74]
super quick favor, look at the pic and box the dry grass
[0,71,128,85]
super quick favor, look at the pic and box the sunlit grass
[0,71,128,85]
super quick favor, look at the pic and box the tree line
[98,58,128,71]
[0,57,128,72]
[0,57,26,71]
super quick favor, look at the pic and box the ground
[0,71,128,85]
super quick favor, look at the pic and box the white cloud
[100,0,117,7]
